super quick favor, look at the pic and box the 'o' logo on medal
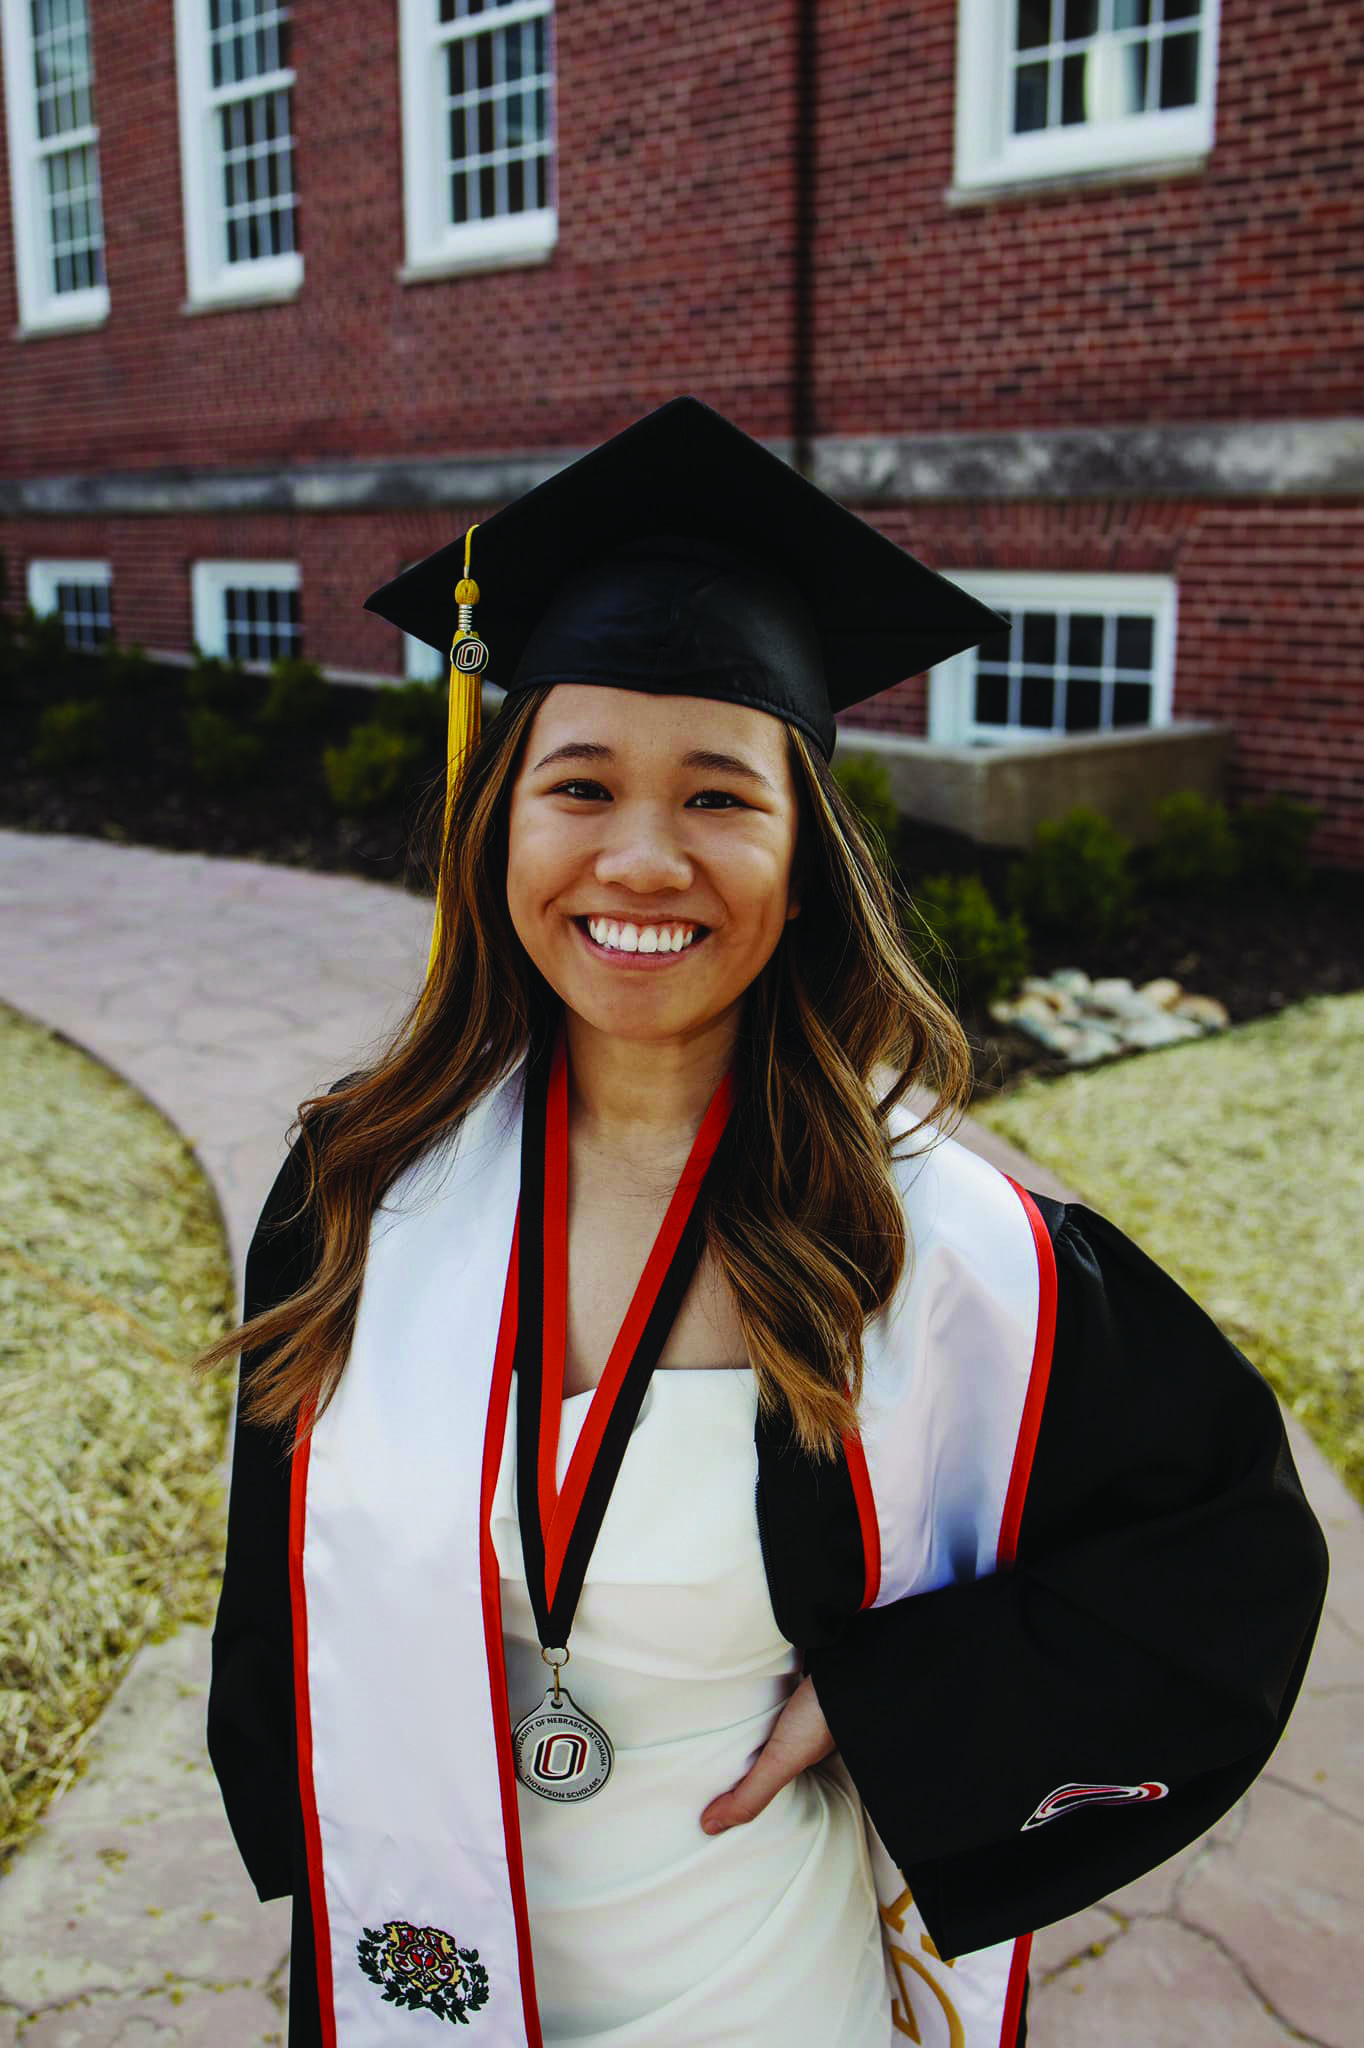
[453,636,488,673]
[534,1731,590,1782]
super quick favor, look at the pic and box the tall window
[400,0,557,278]
[174,0,302,306]
[27,559,112,651]
[192,561,301,663]
[926,573,1176,745]
[2,0,109,332]
[955,0,1220,193]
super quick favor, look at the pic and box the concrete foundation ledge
[835,720,1234,846]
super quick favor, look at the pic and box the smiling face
[505,684,804,1047]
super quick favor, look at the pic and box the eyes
[548,778,748,810]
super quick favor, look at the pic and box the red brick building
[2,0,1361,860]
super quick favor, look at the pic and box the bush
[185,650,252,713]
[97,638,162,699]
[30,697,108,772]
[1145,791,1239,894]
[1233,795,1319,890]
[1008,806,1135,943]
[256,656,330,733]
[12,605,72,687]
[323,721,425,815]
[187,705,265,790]
[370,675,449,757]
[832,750,899,868]
[910,873,1030,1010]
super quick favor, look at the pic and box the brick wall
[2,0,1361,860]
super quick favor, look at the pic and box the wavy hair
[189,683,972,1459]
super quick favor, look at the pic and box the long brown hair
[189,684,972,1459]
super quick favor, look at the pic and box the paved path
[0,828,1357,2047]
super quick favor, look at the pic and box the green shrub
[97,638,162,698]
[256,656,330,733]
[370,676,448,757]
[1145,791,1239,894]
[1233,795,1319,889]
[1008,806,1135,943]
[31,697,108,772]
[910,873,1030,1009]
[187,705,265,790]
[185,650,252,712]
[322,721,425,815]
[832,750,899,867]
[15,605,72,685]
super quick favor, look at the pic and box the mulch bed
[3,653,1358,1100]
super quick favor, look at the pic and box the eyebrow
[530,740,779,795]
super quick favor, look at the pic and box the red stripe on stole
[997,1178,1058,1569]
[479,1209,544,2046]
[289,1396,337,2048]
[995,1177,1057,2045]
[841,1427,881,1609]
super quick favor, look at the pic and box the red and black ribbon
[513,1016,736,1653]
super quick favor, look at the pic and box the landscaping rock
[1137,977,1184,1009]
[1174,993,1232,1031]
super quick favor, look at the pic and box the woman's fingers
[699,1673,835,1833]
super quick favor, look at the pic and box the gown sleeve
[205,1089,346,1904]
[805,1196,1330,1962]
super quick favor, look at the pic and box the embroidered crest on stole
[356,1920,491,2024]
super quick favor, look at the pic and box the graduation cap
[361,394,1008,993]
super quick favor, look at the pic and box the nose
[592,802,694,894]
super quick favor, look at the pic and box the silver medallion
[511,1681,613,1802]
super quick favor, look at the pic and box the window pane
[1158,30,1199,110]
[1014,61,1049,132]
[1016,0,1052,52]
[1020,674,1055,728]
[1064,677,1102,730]
[1115,616,1154,670]
[977,622,1012,664]
[1164,0,1201,19]
[1061,52,1087,124]
[1112,681,1153,726]
[1068,613,1105,668]
[1063,0,1097,38]
[1022,612,1057,664]
[975,673,1010,725]
[1114,0,1151,24]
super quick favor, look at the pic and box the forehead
[522,682,791,767]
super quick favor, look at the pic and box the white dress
[491,1365,895,2046]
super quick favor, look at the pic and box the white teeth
[585,918,700,953]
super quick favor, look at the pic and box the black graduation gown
[207,1092,1328,2045]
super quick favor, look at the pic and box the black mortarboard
[362,394,1008,763]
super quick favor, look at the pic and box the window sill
[12,309,110,341]
[397,242,556,286]
[944,152,1209,207]
[180,283,304,317]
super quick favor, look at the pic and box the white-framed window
[191,560,301,663]
[402,583,448,683]
[2,0,110,333]
[398,0,557,279]
[926,571,1177,744]
[954,0,1220,194]
[26,558,112,649]
[172,0,302,308]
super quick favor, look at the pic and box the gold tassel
[419,523,489,1010]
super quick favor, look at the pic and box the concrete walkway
[0,827,1357,2047]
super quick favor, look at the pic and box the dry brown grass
[976,990,1364,1505]
[0,999,235,1874]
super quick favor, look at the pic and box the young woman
[199,399,1327,2048]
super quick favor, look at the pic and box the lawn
[0,1000,235,1873]
[974,991,1364,1505]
